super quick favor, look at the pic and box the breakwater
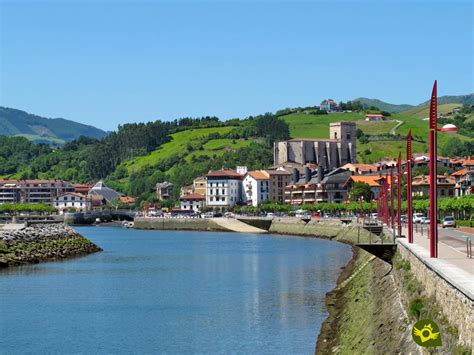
[0,222,102,267]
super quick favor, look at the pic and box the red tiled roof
[180,193,205,200]
[347,175,383,187]
[206,169,242,178]
[247,170,269,180]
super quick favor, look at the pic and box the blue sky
[1,1,472,131]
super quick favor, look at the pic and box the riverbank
[0,222,102,267]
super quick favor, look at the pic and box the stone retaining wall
[398,243,473,348]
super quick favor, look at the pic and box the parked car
[413,213,424,223]
[421,217,430,224]
[202,212,214,218]
[266,212,275,218]
[400,215,408,223]
[442,216,456,228]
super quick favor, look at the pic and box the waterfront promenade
[398,225,473,299]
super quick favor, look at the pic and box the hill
[402,103,463,119]
[418,93,474,106]
[0,107,108,145]
[352,98,414,113]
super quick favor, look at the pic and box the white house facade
[206,169,243,210]
[242,170,270,207]
[54,193,91,213]
[180,193,205,212]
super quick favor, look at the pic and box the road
[438,227,473,255]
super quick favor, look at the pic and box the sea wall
[396,243,473,349]
[134,217,228,231]
[0,223,102,267]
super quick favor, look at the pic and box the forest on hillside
[0,113,289,205]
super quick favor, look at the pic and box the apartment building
[267,169,292,203]
[242,170,270,207]
[206,169,243,210]
[0,179,74,204]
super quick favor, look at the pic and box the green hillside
[418,93,474,106]
[0,106,107,144]
[352,98,414,113]
[122,126,242,173]
[402,103,462,119]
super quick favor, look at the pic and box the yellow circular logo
[412,319,442,347]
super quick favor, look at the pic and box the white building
[180,193,205,212]
[54,193,91,214]
[242,170,270,206]
[206,169,243,210]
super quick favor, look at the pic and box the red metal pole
[407,129,413,243]
[383,174,390,226]
[397,152,402,237]
[390,165,394,228]
[429,80,438,258]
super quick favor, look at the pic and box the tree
[349,182,372,201]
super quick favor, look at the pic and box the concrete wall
[398,243,473,347]
[134,218,228,231]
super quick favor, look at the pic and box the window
[64,196,68,201]
[222,189,225,195]
[346,134,351,140]
[210,197,214,201]
[72,202,75,206]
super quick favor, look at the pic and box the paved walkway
[398,225,473,299]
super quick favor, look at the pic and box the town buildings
[267,169,292,203]
[156,181,173,201]
[274,122,357,171]
[54,192,91,214]
[320,99,340,112]
[88,181,123,204]
[411,175,456,198]
[180,192,205,212]
[0,179,74,204]
[193,176,207,197]
[284,167,352,204]
[242,170,270,207]
[365,113,386,121]
[206,169,243,210]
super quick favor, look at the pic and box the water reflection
[0,227,351,354]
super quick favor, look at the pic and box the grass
[283,112,363,139]
[402,103,462,119]
[123,126,237,172]
[356,120,399,135]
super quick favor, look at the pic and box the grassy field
[402,103,462,119]
[282,112,363,138]
[14,134,66,145]
[123,126,238,172]
[355,120,399,135]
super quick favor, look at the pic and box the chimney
[355,167,359,173]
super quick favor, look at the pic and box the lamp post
[407,129,413,243]
[397,152,402,238]
[390,164,394,229]
[428,80,459,258]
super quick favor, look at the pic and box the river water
[0,226,351,354]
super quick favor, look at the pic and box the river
[0,226,352,354]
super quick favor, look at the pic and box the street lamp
[428,81,459,258]
[407,129,413,243]
[397,152,402,238]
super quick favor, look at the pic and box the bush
[456,220,473,227]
